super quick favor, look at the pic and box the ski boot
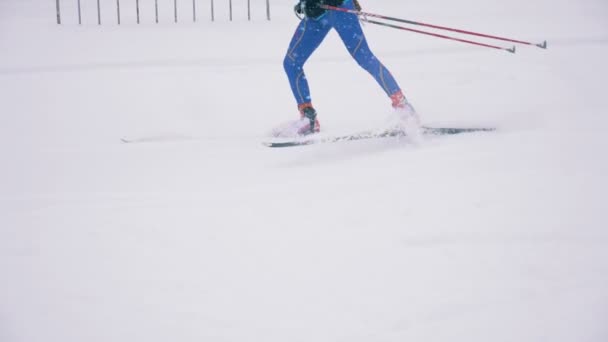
[297,103,321,135]
[389,90,422,141]
[269,103,321,138]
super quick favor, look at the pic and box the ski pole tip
[507,46,516,54]
[536,40,548,49]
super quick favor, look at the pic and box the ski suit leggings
[283,0,402,107]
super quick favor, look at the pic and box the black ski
[263,126,495,148]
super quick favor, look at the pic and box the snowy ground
[1,0,607,341]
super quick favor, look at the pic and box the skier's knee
[283,55,297,73]
[353,52,377,72]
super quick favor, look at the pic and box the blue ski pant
[283,0,402,107]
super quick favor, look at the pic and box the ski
[263,126,495,148]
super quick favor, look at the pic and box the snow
[1,0,607,341]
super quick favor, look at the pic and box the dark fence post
[266,0,271,21]
[174,0,178,23]
[136,0,140,24]
[117,0,121,25]
[56,0,61,24]
[155,0,159,23]
[97,0,101,25]
[229,0,232,21]
[77,0,82,24]
[247,0,251,21]
[193,0,196,22]
[211,0,214,22]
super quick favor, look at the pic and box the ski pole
[365,18,516,53]
[321,5,547,49]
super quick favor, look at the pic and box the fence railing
[55,0,271,25]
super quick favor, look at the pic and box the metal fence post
[56,0,61,24]
[193,0,197,22]
[155,0,159,23]
[211,0,215,22]
[247,0,251,21]
[97,0,101,25]
[77,0,82,24]
[266,0,271,21]
[174,0,178,23]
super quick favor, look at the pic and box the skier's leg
[331,1,421,138]
[277,18,331,135]
[283,18,331,107]
[330,1,402,99]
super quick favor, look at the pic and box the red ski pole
[365,18,516,53]
[322,5,547,49]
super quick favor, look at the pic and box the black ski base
[263,126,495,148]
